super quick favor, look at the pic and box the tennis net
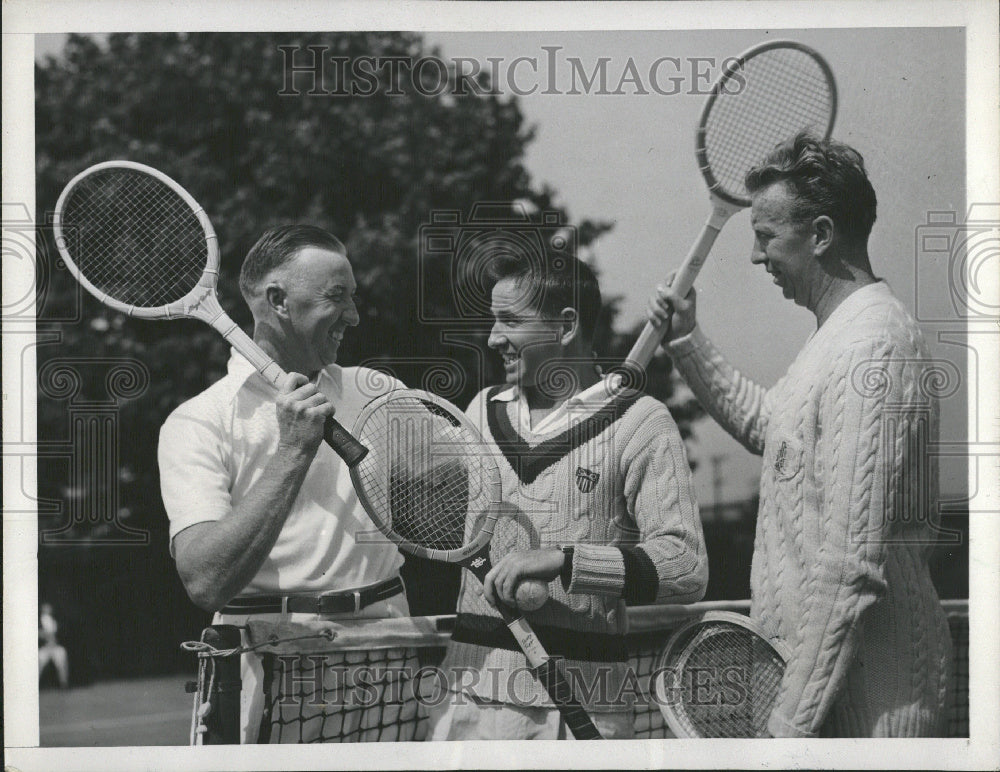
[186,599,969,742]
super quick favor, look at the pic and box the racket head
[349,389,502,564]
[697,40,838,207]
[653,611,789,738]
[53,160,220,319]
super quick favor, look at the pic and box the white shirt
[158,350,405,595]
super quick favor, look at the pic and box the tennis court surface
[40,674,191,746]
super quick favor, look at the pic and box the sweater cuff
[767,710,815,739]
[566,544,625,597]
[665,325,706,358]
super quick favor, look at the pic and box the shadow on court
[40,674,192,746]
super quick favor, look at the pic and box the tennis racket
[52,160,369,466]
[652,611,790,738]
[624,40,837,371]
[349,389,604,740]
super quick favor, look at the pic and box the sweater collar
[821,280,892,331]
[488,379,618,437]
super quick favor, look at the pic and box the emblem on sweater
[771,437,800,481]
[774,441,789,475]
[575,466,600,493]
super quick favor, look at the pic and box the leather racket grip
[323,415,369,467]
[532,658,604,740]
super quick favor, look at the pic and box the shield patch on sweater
[575,466,600,493]
[771,436,801,481]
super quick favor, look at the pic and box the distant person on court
[159,225,412,743]
[427,252,708,740]
[38,602,70,689]
[648,133,951,737]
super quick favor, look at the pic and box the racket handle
[324,416,369,467]
[505,615,604,740]
[216,320,370,467]
[624,198,742,372]
[532,659,604,740]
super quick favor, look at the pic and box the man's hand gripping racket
[53,161,368,466]
[349,389,604,739]
[626,40,837,373]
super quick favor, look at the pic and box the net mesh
[58,167,208,308]
[658,621,785,738]
[352,394,496,553]
[192,602,969,742]
[259,647,430,743]
[705,45,834,200]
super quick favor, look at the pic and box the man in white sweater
[649,133,951,737]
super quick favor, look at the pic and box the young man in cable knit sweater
[649,133,951,737]
[426,253,708,740]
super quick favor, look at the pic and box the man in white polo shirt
[159,225,409,742]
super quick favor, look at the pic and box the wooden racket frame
[652,610,791,738]
[53,160,368,465]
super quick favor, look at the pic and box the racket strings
[705,47,834,199]
[353,396,495,553]
[59,169,208,308]
[665,623,784,738]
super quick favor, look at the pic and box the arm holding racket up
[648,279,771,454]
[165,374,334,610]
[159,226,408,622]
[55,160,411,742]
[648,135,951,737]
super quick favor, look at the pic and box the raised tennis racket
[625,40,837,371]
[52,160,368,466]
[349,388,603,740]
[652,611,790,738]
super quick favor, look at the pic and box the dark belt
[219,577,404,616]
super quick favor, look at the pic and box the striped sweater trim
[452,613,629,662]
[620,546,659,605]
[485,385,645,484]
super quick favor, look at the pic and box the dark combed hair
[488,252,603,342]
[239,225,347,300]
[745,132,878,243]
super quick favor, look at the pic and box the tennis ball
[514,579,550,612]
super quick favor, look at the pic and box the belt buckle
[353,591,362,613]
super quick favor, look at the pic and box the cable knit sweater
[439,385,707,712]
[669,282,951,737]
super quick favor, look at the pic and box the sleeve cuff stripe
[620,546,659,605]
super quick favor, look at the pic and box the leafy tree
[34,33,703,666]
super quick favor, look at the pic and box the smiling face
[277,246,359,373]
[488,276,566,389]
[749,181,822,307]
